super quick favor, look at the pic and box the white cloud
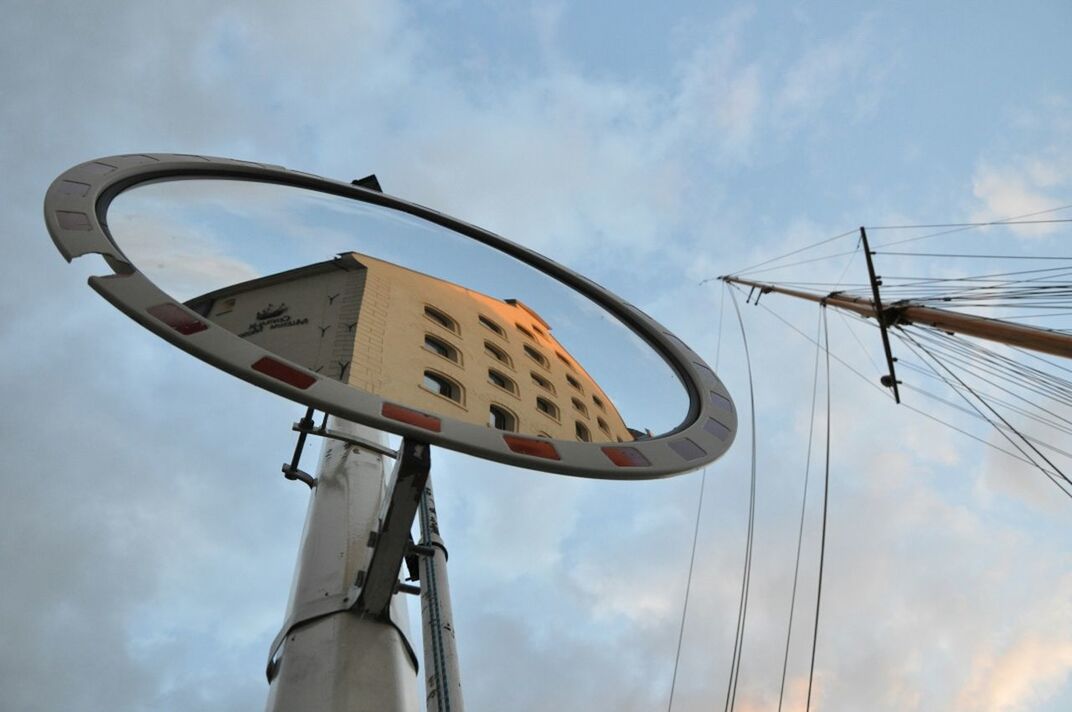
[955,577,1072,712]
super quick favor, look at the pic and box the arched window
[524,344,548,368]
[575,421,591,442]
[592,394,606,411]
[571,397,588,416]
[422,371,462,403]
[516,323,535,340]
[555,351,573,369]
[536,397,560,420]
[425,334,460,364]
[488,369,517,394]
[484,340,513,368]
[424,305,459,334]
[531,371,555,394]
[489,404,517,431]
[597,417,611,435]
[566,374,582,392]
[479,315,505,337]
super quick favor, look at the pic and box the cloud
[955,577,1072,712]
[970,101,1072,237]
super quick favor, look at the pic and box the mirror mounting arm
[355,438,432,618]
[291,418,400,460]
[280,406,318,488]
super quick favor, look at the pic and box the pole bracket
[265,436,431,682]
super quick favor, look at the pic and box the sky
[2,2,1072,711]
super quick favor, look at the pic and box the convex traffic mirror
[44,154,735,478]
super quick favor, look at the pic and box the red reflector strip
[503,435,561,460]
[382,403,442,432]
[601,446,651,467]
[147,303,208,335]
[252,357,317,390]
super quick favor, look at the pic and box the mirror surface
[107,179,690,443]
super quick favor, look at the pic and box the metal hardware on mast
[418,478,465,712]
[859,226,902,402]
[720,276,1072,361]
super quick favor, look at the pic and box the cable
[715,229,858,280]
[667,285,727,712]
[777,309,823,712]
[806,307,833,712]
[666,468,707,712]
[899,330,1072,498]
[724,286,758,712]
[870,203,1072,249]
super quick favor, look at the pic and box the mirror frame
[43,153,736,479]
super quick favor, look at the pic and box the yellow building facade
[188,252,632,443]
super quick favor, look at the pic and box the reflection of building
[188,252,633,443]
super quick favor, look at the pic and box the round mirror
[44,154,735,478]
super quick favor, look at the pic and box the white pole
[418,479,465,712]
[265,418,419,712]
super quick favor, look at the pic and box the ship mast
[721,274,1072,360]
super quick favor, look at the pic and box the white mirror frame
[44,153,736,479]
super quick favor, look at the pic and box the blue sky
[3,2,1072,711]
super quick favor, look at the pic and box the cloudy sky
[3,2,1072,711]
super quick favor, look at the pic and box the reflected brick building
[188,252,632,443]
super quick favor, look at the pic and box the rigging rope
[724,286,759,712]
[805,306,833,712]
[898,330,1072,499]
[777,308,823,712]
[666,283,726,712]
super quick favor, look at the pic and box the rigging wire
[805,306,833,712]
[724,286,758,712]
[666,284,726,712]
[666,467,706,712]
[712,229,858,280]
[776,309,823,712]
[875,251,1072,261]
[897,330,1072,499]
[869,203,1072,249]
[742,291,1060,477]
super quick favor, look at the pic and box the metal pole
[418,478,465,712]
[265,419,419,712]
[722,276,1072,360]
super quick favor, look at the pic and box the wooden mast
[721,275,1072,361]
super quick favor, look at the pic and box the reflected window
[488,369,517,394]
[531,372,555,394]
[479,315,505,337]
[425,334,460,364]
[423,371,462,403]
[424,305,459,334]
[597,417,610,435]
[571,397,588,416]
[536,397,560,420]
[484,341,513,368]
[489,404,516,431]
[566,374,582,391]
[575,421,591,442]
[516,323,535,340]
[592,394,606,411]
[524,344,548,368]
